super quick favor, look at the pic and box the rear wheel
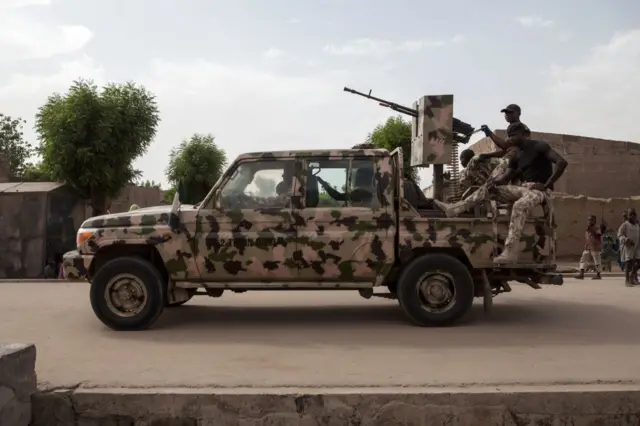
[90,257,165,331]
[397,253,474,327]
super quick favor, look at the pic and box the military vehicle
[63,89,562,331]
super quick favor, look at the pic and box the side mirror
[169,190,181,231]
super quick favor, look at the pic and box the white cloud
[133,59,392,185]
[286,18,300,24]
[0,2,93,61]
[541,29,640,142]
[263,47,285,60]
[516,16,553,28]
[323,35,464,57]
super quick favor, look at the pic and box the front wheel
[397,254,474,327]
[90,257,166,331]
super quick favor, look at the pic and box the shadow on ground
[101,292,640,349]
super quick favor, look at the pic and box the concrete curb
[31,384,640,425]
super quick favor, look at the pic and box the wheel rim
[104,273,148,317]
[415,272,456,313]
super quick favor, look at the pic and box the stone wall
[30,386,640,425]
[469,130,640,198]
[0,344,36,426]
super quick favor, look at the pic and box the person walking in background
[577,215,606,280]
[617,208,640,286]
[616,210,628,272]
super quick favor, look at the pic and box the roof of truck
[237,148,390,161]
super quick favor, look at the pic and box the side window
[307,159,348,208]
[305,158,381,208]
[351,159,381,208]
[219,160,294,210]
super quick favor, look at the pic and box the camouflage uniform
[459,156,500,192]
[435,180,549,262]
[448,148,520,206]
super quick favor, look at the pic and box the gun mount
[344,87,477,201]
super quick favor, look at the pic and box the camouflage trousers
[451,182,548,252]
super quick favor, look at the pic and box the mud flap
[480,269,492,313]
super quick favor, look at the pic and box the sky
[1,0,639,189]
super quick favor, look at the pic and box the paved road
[1,277,639,390]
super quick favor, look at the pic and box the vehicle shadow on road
[100,295,640,349]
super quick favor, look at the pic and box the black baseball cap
[501,104,521,114]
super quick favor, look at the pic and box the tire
[90,256,166,331]
[396,253,474,327]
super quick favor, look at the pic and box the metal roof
[0,182,66,194]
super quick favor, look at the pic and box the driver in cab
[317,166,375,206]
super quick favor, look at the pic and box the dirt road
[1,278,639,389]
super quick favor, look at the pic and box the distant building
[0,182,85,279]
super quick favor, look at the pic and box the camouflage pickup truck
[63,92,562,331]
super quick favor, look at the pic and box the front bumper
[62,250,93,281]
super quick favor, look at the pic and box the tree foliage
[366,115,418,182]
[0,113,34,178]
[165,133,228,205]
[35,79,160,216]
[22,162,54,182]
[138,179,162,188]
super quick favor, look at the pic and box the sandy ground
[1,277,639,390]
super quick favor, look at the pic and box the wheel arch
[90,244,169,285]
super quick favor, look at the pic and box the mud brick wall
[0,344,36,426]
[470,130,640,198]
[552,194,640,258]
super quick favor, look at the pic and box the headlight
[76,228,96,247]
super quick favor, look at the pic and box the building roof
[0,182,65,194]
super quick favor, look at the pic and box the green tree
[35,79,160,216]
[366,115,418,182]
[22,162,54,182]
[0,113,34,178]
[139,179,161,188]
[165,133,228,205]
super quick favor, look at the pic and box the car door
[194,157,300,283]
[294,154,396,283]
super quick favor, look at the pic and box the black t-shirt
[508,140,554,189]
[506,121,531,139]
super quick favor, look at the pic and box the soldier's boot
[576,269,585,280]
[493,245,519,265]
[433,200,470,218]
[592,272,601,280]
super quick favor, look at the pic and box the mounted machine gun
[344,87,480,201]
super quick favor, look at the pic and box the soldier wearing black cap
[479,103,530,152]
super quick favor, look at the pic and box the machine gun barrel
[343,87,417,117]
[344,86,476,144]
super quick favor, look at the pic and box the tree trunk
[90,193,109,217]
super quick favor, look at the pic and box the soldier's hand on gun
[480,125,492,136]
[477,153,491,161]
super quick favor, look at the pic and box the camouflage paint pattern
[410,95,454,167]
[62,147,554,285]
